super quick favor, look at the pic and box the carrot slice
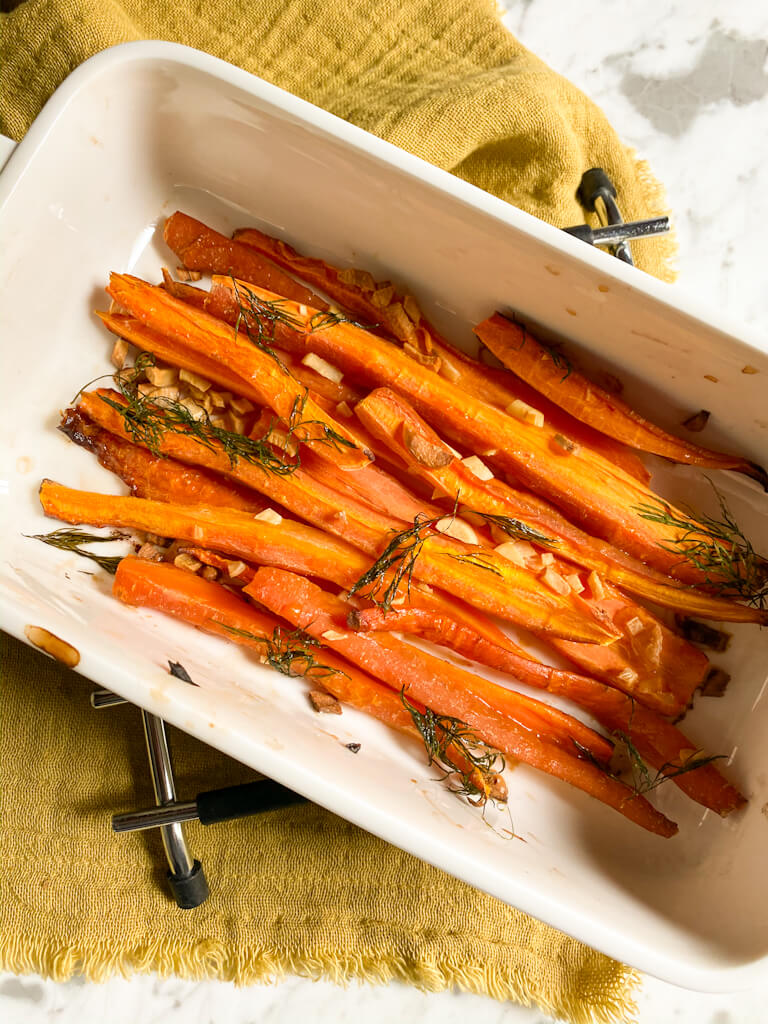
[476,313,767,489]
[244,568,677,837]
[351,387,768,623]
[163,211,325,308]
[232,225,649,482]
[347,604,744,815]
[114,557,414,735]
[212,277,734,584]
[59,407,267,512]
[113,557,504,801]
[104,273,369,470]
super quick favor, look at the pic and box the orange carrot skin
[348,604,744,815]
[39,479,374,583]
[59,408,267,512]
[476,313,767,489]
[214,279,729,584]
[113,557,418,734]
[245,568,677,837]
[353,386,768,626]
[74,392,618,645]
[105,273,368,469]
[163,212,325,309]
[231,225,649,483]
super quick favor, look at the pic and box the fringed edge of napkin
[627,149,679,284]
[1,935,640,1024]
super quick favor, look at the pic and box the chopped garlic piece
[587,571,606,600]
[542,567,571,595]
[174,553,202,573]
[626,616,644,636]
[321,629,347,641]
[110,337,129,370]
[434,517,479,545]
[301,352,344,383]
[254,508,283,525]
[437,358,461,383]
[461,455,493,481]
[179,368,212,392]
[617,667,639,685]
[565,573,584,594]
[506,399,545,428]
[494,541,531,567]
[146,365,178,387]
[226,560,247,579]
[335,401,353,418]
[540,552,555,566]
[230,395,254,415]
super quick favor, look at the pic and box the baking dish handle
[0,134,17,174]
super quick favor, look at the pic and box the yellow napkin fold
[1,636,638,1023]
[0,0,674,279]
[0,1,669,1019]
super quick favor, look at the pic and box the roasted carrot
[113,556,505,801]
[59,407,267,512]
[231,225,649,482]
[163,211,325,308]
[476,313,767,489]
[104,273,369,470]
[347,602,744,817]
[212,277,734,584]
[353,387,768,625]
[74,389,622,646]
[244,568,677,837]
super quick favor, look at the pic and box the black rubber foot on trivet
[168,859,209,909]
[577,167,617,210]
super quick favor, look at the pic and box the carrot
[39,479,373,582]
[476,313,767,489]
[42,437,617,648]
[212,278,734,584]
[163,211,325,308]
[347,603,744,816]
[59,407,267,512]
[244,568,677,837]
[104,273,369,470]
[231,224,650,483]
[353,387,768,625]
[113,557,505,801]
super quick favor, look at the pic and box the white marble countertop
[3,1,767,1021]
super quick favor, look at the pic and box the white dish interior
[1,42,767,991]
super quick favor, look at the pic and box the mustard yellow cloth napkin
[0,1,668,1019]
[0,0,674,279]
[1,636,638,1023]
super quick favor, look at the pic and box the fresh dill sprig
[401,690,506,805]
[282,392,356,454]
[445,550,503,576]
[540,340,572,382]
[470,512,557,548]
[98,353,299,474]
[614,729,725,796]
[25,528,127,574]
[217,622,345,680]
[634,482,767,608]
[348,511,446,610]
[229,277,372,358]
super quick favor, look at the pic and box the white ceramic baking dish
[1,41,767,992]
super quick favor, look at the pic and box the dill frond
[614,729,726,796]
[348,511,445,610]
[217,622,344,680]
[401,690,506,805]
[634,481,767,607]
[445,550,503,576]
[26,528,127,574]
[470,511,557,548]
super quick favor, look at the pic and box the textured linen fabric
[0,0,675,278]
[1,636,639,1023]
[0,1,671,1019]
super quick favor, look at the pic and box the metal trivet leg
[91,688,305,908]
